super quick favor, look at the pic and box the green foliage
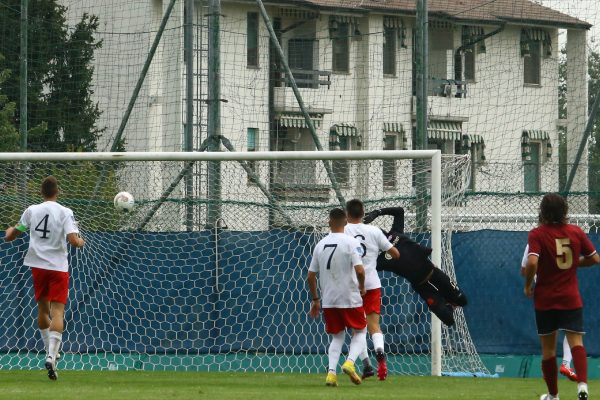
[0,54,19,152]
[0,162,121,231]
[0,0,104,151]
[588,49,600,213]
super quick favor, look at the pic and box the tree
[0,54,19,152]
[0,0,104,152]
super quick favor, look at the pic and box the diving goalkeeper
[364,206,467,326]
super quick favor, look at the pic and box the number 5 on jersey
[555,238,573,269]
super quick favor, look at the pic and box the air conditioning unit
[444,83,455,97]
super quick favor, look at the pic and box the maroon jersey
[528,223,596,310]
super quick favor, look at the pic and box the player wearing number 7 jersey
[307,208,367,387]
[4,176,85,381]
[525,193,599,400]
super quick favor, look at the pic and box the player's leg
[427,267,467,307]
[362,288,387,380]
[537,309,559,399]
[341,308,366,385]
[31,268,51,356]
[559,334,577,381]
[37,299,51,356]
[563,308,588,400]
[413,281,456,326]
[44,271,69,381]
[322,308,345,386]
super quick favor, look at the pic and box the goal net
[0,151,487,376]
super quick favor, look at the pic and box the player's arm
[364,207,405,234]
[67,232,85,248]
[579,252,600,267]
[4,224,26,242]
[577,228,599,267]
[354,264,365,296]
[307,250,320,319]
[524,254,538,298]
[519,244,529,276]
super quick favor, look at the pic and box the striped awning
[462,134,484,148]
[277,113,322,129]
[383,122,403,133]
[331,123,360,137]
[427,121,462,141]
[330,15,359,25]
[521,28,552,56]
[523,130,550,141]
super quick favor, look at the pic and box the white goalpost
[0,150,484,376]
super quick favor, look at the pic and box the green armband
[15,224,27,232]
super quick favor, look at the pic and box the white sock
[578,382,588,393]
[39,328,50,354]
[359,348,371,366]
[48,331,62,361]
[348,328,367,363]
[562,336,572,366]
[372,332,384,353]
[328,332,345,373]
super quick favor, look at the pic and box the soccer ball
[114,191,135,212]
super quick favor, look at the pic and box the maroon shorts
[30,268,69,305]
[323,307,367,334]
[362,288,382,315]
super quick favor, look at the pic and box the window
[247,128,258,179]
[383,134,398,189]
[273,128,316,185]
[464,48,475,81]
[524,142,541,192]
[247,13,259,67]
[332,22,350,72]
[383,27,397,76]
[288,39,318,89]
[524,41,541,85]
[330,132,360,186]
[429,26,454,81]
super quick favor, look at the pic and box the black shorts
[535,308,584,336]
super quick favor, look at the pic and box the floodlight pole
[184,0,195,230]
[206,0,222,229]
[415,0,430,233]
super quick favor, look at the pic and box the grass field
[0,371,593,400]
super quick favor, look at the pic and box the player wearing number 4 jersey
[4,176,85,381]
[307,208,367,387]
[524,194,599,400]
[344,199,399,381]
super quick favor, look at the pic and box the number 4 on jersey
[35,214,50,239]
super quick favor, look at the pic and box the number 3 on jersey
[35,214,50,239]
[555,238,573,269]
[354,234,367,257]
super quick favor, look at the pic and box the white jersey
[344,223,393,290]
[18,201,79,272]
[308,233,364,308]
[521,244,529,268]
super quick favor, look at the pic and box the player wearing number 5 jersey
[525,194,599,400]
[307,208,367,387]
[4,176,85,381]
[344,199,399,381]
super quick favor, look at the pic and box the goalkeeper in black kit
[363,206,467,326]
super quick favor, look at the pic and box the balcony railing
[272,68,332,89]
[429,78,468,98]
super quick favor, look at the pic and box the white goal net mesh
[0,154,487,375]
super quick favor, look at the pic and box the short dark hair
[539,193,568,224]
[346,199,364,219]
[41,176,59,198]
[329,208,347,222]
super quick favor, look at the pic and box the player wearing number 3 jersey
[525,193,599,400]
[4,176,85,381]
